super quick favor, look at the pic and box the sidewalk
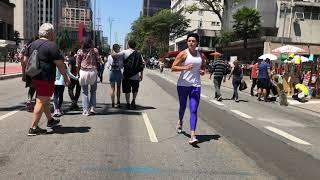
[0,62,22,80]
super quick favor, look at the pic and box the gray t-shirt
[116,49,143,80]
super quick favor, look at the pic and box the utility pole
[281,2,288,46]
[93,0,96,45]
[108,17,115,50]
[288,0,294,38]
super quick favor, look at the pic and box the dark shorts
[32,80,54,97]
[109,70,122,83]
[257,78,270,89]
[122,79,139,93]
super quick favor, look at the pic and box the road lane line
[209,99,225,106]
[0,109,21,121]
[142,112,158,143]
[200,94,208,98]
[265,126,311,145]
[230,109,253,119]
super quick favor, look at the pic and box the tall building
[142,0,171,16]
[60,0,93,46]
[38,0,60,30]
[14,0,38,44]
[0,0,16,49]
[222,0,320,60]
[169,0,222,51]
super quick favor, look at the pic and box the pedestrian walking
[250,60,258,96]
[22,23,70,136]
[171,33,207,145]
[68,51,81,110]
[228,60,243,102]
[112,40,144,109]
[77,37,103,116]
[53,60,78,117]
[257,58,271,102]
[107,44,123,108]
[20,38,37,112]
[209,57,228,101]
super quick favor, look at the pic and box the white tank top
[177,49,202,87]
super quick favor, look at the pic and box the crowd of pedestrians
[21,23,144,136]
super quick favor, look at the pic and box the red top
[251,63,258,78]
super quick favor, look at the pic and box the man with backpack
[22,23,70,136]
[112,40,144,109]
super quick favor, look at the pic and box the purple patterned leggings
[177,86,201,131]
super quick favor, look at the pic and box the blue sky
[94,0,142,47]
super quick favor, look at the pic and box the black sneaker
[126,103,131,109]
[47,118,60,128]
[28,126,47,136]
[131,99,136,109]
[117,101,121,108]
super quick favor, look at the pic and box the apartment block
[0,0,15,49]
[222,0,320,61]
[14,0,38,43]
[169,0,222,51]
[142,0,171,16]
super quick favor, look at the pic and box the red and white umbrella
[272,45,306,54]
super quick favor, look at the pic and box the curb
[0,73,23,80]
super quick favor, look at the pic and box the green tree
[218,31,235,48]
[56,29,71,53]
[129,9,190,57]
[185,0,242,29]
[232,6,261,49]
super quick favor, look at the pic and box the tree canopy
[129,9,190,57]
[56,29,71,53]
[185,0,242,29]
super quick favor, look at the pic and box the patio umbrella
[293,55,309,63]
[210,52,222,57]
[259,53,278,61]
[272,45,306,54]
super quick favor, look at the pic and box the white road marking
[230,109,253,119]
[258,118,305,127]
[200,94,208,98]
[288,100,320,105]
[209,99,225,106]
[265,126,311,145]
[0,109,21,121]
[142,112,158,143]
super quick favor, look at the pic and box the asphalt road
[0,69,319,179]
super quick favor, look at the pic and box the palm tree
[232,6,261,49]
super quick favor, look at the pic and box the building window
[217,22,220,26]
[199,10,203,16]
[199,20,202,27]
[211,22,216,26]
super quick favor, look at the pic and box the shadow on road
[222,98,249,103]
[93,104,157,116]
[50,126,91,134]
[0,104,25,111]
[182,131,221,148]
